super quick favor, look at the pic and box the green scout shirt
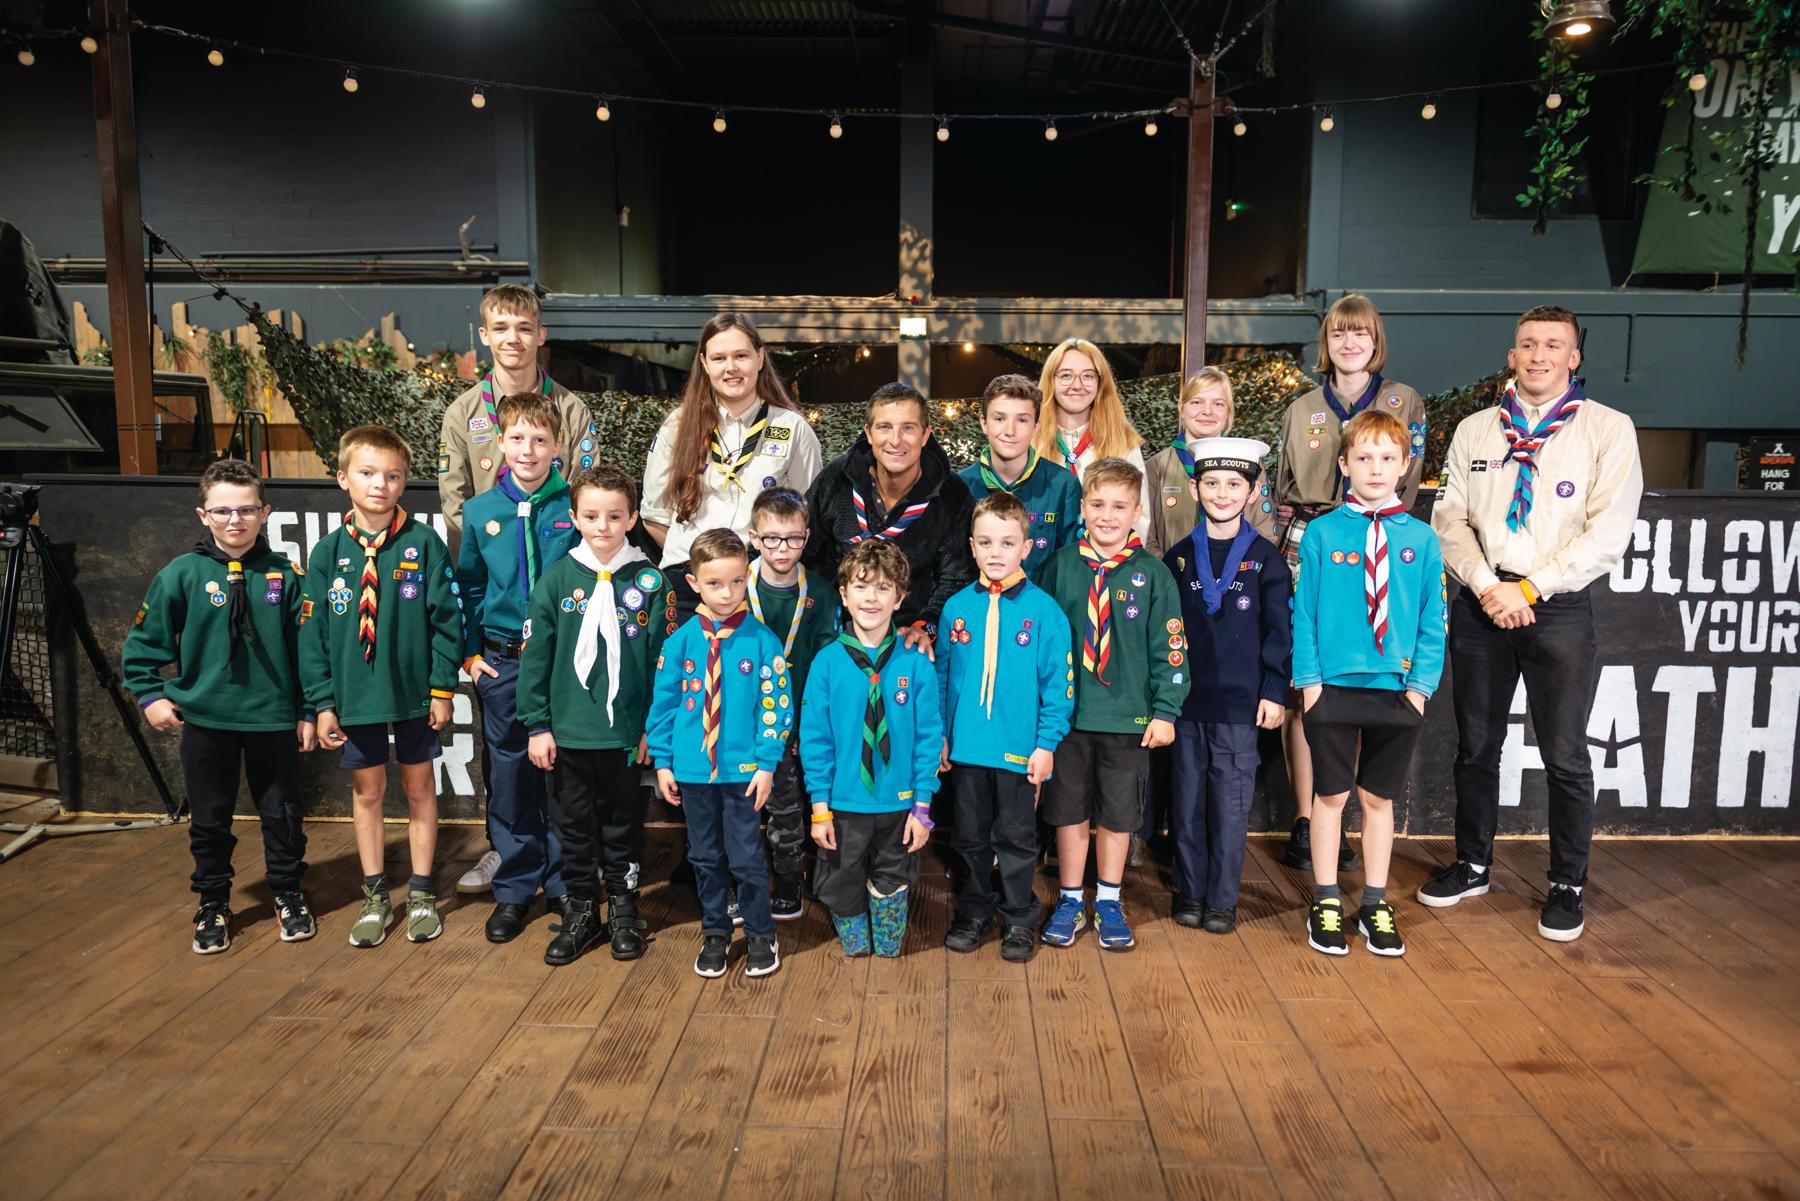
[1035,543,1190,734]
[122,544,305,732]
[516,555,673,749]
[299,515,464,726]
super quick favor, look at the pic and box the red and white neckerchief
[849,484,930,543]
[1343,492,1408,655]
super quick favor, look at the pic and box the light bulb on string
[16,44,35,66]
[79,35,97,54]
[206,44,224,67]
[1688,71,1708,92]
[1420,99,1437,120]
[935,118,950,142]
[712,110,727,134]
[1044,119,1058,142]
[1232,114,1247,137]
[595,97,612,121]
[342,69,358,93]
[1545,91,1563,109]
[1144,115,1158,137]
[470,86,486,109]
[1318,109,1335,133]
[828,114,843,139]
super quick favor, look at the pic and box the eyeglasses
[1054,370,1099,386]
[755,533,809,551]
[203,506,264,522]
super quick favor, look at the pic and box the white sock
[1059,886,1084,904]
[1095,879,1122,904]
[1468,863,1487,875]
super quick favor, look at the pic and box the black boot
[544,896,603,966]
[1282,817,1313,869]
[608,888,648,961]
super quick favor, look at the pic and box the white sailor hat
[1186,436,1270,481]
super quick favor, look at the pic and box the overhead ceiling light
[1541,0,1614,38]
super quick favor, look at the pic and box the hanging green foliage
[1521,16,1595,236]
[202,330,261,414]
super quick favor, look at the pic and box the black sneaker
[273,891,316,942]
[694,933,730,978]
[1357,901,1406,957]
[1000,924,1036,962]
[1416,860,1491,909]
[1282,818,1312,868]
[1306,897,1349,956]
[944,915,990,953]
[1171,895,1206,929]
[726,894,744,928]
[771,873,805,922]
[1202,906,1237,934]
[745,934,781,977]
[1538,884,1585,942]
[192,900,231,954]
[1338,839,1360,872]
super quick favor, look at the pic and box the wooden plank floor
[3,812,1799,1201]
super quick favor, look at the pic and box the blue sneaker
[1093,899,1135,950]
[1040,895,1086,946]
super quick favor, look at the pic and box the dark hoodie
[804,433,977,634]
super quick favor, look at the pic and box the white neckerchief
[570,541,650,723]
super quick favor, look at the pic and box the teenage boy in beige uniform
[1417,304,1642,943]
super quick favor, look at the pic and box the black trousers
[948,766,1040,929]
[180,722,306,903]
[550,747,648,899]
[764,741,808,878]
[1450,586,1599,886]
[814,810,920,917]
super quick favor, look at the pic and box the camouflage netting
[257,315,1502,484]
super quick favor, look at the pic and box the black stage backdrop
[32,477,1800,834]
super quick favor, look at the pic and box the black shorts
[1038,729,1146,833]
[1300,685,1423,800]
[339,715,442,770]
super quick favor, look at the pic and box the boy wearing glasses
[124,460,315,954]
[745,487,835,919]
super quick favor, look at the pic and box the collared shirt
[1431,395,1643,598]
[1274,381,1427,510]
[437,378,594,560]
[640,402,824,568]
[1056,425,1151,538]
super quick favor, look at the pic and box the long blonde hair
[1033,338,1141,465]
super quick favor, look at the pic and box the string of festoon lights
[4,17,1700,142]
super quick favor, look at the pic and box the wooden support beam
[90,0,157,475]
[1181,61,1216,378]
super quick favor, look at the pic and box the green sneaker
[348,885,394,948]
[406,889,443,943]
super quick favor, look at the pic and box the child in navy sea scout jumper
[801,539,943,958]
[646,528,791,980]
[1162,437,1291,935]
[1292,408,1445,959]
[937,491,1072,962]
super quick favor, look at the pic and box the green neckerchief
[978,446,1041,494]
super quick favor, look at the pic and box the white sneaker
[457,849,501,894]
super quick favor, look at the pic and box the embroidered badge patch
[1556,480,1576,497]
[1400,547,1417,563]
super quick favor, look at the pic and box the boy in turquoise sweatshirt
[744,487,837,921]
[123,459,314,954]
[1292,408,1445,959]
[520,463,670,965]
[801,538,944,959]
[937,491,1072,961]
[1034,457,1190,951]
[301,425,463,949]
[646,528,791,979]
[957,374,1083,573]
[457,392,579,945]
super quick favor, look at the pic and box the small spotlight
[962,341,975,353]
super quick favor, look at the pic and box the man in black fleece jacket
[805,382,976,647]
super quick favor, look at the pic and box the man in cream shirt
[1417,305,1642,943]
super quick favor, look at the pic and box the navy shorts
[339,715,442,770]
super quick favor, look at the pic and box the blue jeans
[1169,720,1261,909]
[680,780,774,937]
[475,653,564,905]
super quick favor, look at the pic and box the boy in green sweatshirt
[1034,457,1190,951]
[301,425,463,949]
[123,459,314,954]
[518,463,672,965]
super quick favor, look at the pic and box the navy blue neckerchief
[1188,520,1257,617]
[1322,372,1383,424]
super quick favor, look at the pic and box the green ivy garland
[202,330,260,414]
[1521,16,1596,236]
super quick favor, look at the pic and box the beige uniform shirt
[1143,444,1277,560]
[437,375,594,560]
[1431,395,1643,598]
[1273,381,1427,510]
[640,402,824,568]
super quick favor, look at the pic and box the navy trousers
[475,653,564,905]
[1169,720,1261,909]
[680,780,774,938]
